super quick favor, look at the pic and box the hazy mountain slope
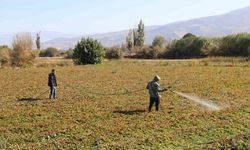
[2,6,250,50]
[149,6,250,38]
[43,26,161,49]
[0,31,79,47]
[44,6,250,49]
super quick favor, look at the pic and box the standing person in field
[147,75,167,112]
[48,69,57,99]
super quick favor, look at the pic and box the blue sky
[1,0,250,35]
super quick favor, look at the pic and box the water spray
[168,88,221,111]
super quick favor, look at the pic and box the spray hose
[34,89,51,99]
[16,79,178,100]
[82,88,145,96]
[75,84,174,98]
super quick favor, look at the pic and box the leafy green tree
[218,33,250,56]
[183,33,196,39]
[73,37,104,65]
[136,20,145,47]
[165,36,206,59]
[133,29,138,47]
[152,35,167,48]
[36,32,41,50]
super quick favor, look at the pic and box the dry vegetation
[34,57,74,67]
[0,59,249,149]
[0,47,11,67]
[12,33,35,67]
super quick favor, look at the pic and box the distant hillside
[44,6,250,50]
[2,6,250,50]
[42,26,160,50]
[0,31,79,48]
[148,6,250,39]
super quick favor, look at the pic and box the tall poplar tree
[125,20,145,49]
[136,20,145,47]
[126,30,134,50]
[36,32,41,50]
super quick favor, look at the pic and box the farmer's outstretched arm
[157,84,167,92]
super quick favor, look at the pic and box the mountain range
[1,6,250,50]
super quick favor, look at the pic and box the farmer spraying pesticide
[147,75,167,112]
[48,69,57,99]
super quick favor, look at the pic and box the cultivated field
[0,59,249,149]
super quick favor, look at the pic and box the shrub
[39,47,59,57]
[135,46,160,59]
[152,35,167,49]
[0,46,11,67]
[33,50,40,58]
[36,59,73,67]
[0,45,9,49]
[12,33,35,67]
[73,37,104,65]
[105,47,123,59]
[153,46,165,58]
[65,49,74,59]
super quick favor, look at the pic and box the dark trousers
[148,97,160,112]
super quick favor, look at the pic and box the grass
[0,59,249,149]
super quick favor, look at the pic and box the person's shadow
[113,109,146,115]
[17,97,43,102]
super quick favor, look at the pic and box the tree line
[123,21,250,59]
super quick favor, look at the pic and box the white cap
[154,75,161,81]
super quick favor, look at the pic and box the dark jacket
[48,73,57,87]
